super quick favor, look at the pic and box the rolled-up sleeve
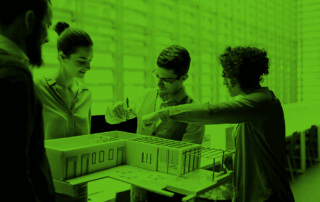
[158,96,273,125]
[181,123,205,144]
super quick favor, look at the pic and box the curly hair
[219,46,270,94]
[157,45,191,77]
[53,21,93,61]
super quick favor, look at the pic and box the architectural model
[45,131,234,181]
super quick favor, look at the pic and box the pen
[126,97,129,108]
[126,97,130,120]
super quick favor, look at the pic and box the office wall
[297,0,320,103]
[33,0,300,117]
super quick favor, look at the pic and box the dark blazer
[0,49,56,202]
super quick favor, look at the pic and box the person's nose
[157,78,164,86]
[223,77,228,85]
[85,64,91,71]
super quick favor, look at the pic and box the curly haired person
[142,46,295,202]
[0,0,295,202]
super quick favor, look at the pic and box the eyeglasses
[152,69,182,84]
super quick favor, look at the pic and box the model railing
[183,147,235,181]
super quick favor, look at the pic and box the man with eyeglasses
[105,45,205,202]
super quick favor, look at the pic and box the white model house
[45,131,232,181]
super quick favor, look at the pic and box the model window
[92,152,96,164]
[99,151,104,162]
[142,152,144,162]
[109,149,114,160]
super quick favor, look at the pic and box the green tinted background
[33,0,319,117]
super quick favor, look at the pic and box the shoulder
[75,80,93,99]
[33,75,45,85]
[144,88,157,95]
[242,88,276,104]
[1,67,33,89]
[33,76,48,92]
[77,80,90,92]
[132,87,157,100]
[187,95,198,103]
[0,67,34,99]
[0,65,30,79]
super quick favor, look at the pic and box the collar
[158,86,187,103]
[0,34,32,73]
[45,76,89,91]
[243,87,268,96]
[240,87,270,99]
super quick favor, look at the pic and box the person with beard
[0,1,55,202]
[32,21,93,201]
[141,47,296,202]
[105,44,205,202]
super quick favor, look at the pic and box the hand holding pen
[111,97,133,121]
[125,97,132,120]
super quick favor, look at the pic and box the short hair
[0,0,51,27]
[219,46,270,94]
[157,45,191,77]
[53,22,93,60]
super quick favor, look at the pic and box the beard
[25,23,44,68]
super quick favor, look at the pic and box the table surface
[87,103,320,201]
[88,178,131,202]
[86,166,233,202]
[87,164,231,195]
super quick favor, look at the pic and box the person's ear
[24,11,36,32]
[181,75,188,82]
[58,51,67,63]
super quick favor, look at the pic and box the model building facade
[45,131,204,181]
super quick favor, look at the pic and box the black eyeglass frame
[152,69,183,84]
